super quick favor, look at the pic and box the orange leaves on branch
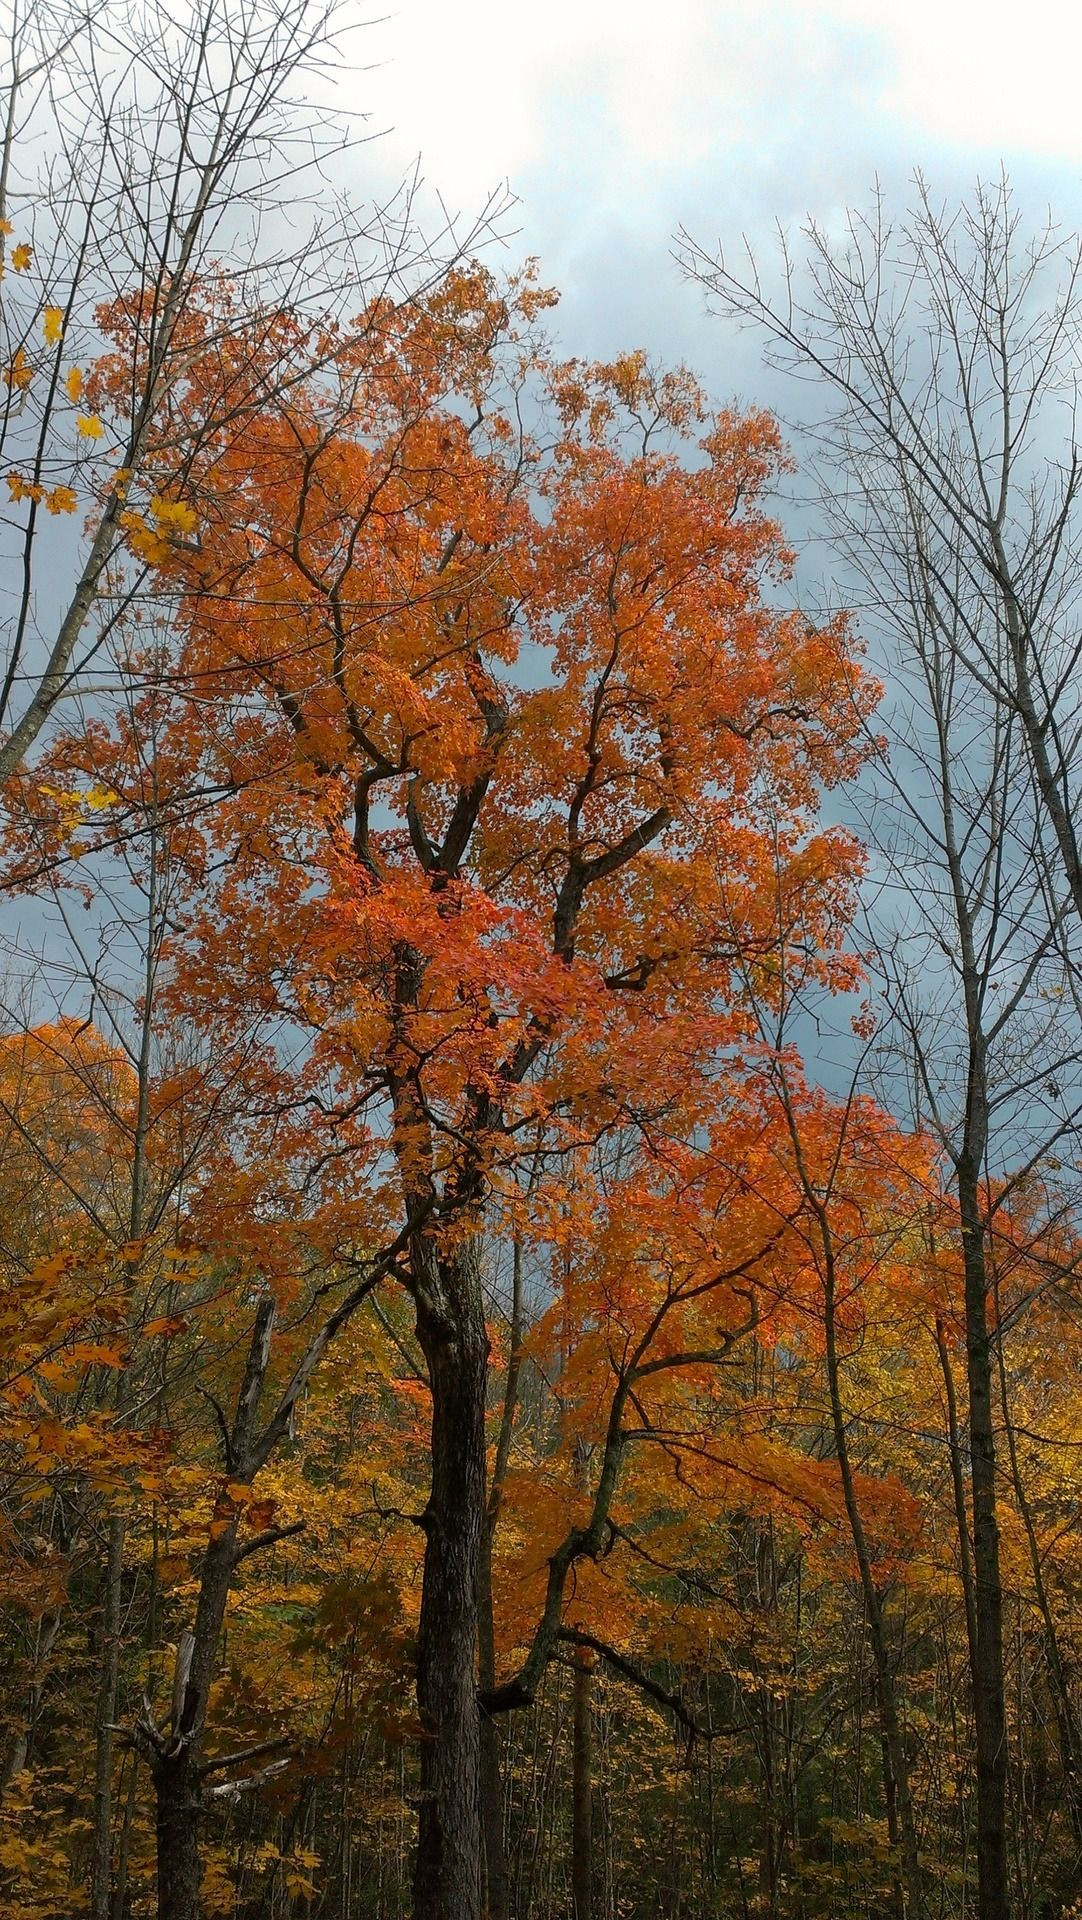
[7,268,895,1786]
[143,1314,187,1339]
[52,265,881,1325]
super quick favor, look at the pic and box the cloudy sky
[354,0,1082,394]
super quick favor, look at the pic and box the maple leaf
[6,472,45,504]
[42,307,63,345]
[5,349,32,392]
[11,242,31,271]
[143,1314,186,1337]
[75,412,104,439]
[150,493,199,537]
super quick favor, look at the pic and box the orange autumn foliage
[32,269,876,1237]
[6,264,898,1919]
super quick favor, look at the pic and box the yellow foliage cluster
[121,493,199,566]
[6,473,77,514]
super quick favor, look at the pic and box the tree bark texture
[412,1258,489,1920]
[151,1528,239,1920]
[958,1163,1009,1920]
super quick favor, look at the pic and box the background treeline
[2,1095,1082,1920]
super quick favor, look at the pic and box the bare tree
[679,176,1082,1920]
[679,176,1082,921]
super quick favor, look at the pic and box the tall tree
[49,270,874,1919]
[681,177,1082,1920]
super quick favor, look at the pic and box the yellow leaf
[43,306,63,345]
[11,242,30,271]
[39,781,86,819]
[45,484,77,515]
[6,470,43,503]
[65,366,83,402]
[76,412,103,440]
[120,509,170,566]
[5,348,32,392]
[83,779,117,811]
[0,218,13,236]
[151,494,199,537]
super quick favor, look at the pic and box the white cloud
[357,0,1082,218]
[842,0,1082,160]
[358,2,880,209]
[339,0,1082,376]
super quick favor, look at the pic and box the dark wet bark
[412,1254,489,1920]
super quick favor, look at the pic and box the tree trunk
[934,1317,978,1678]
[148,1527,236,1920]
[571,1651,593,1920]
[143,1307,280,1917]
[478,1531,509,1920]
[110,1757,138,1920]
[413,1264,488,1920]
[477,1232,524,1920]
[479,1713,508,1920]
[95,911,153,1920]
[92,1514,126,1920]
[154,1745,203,1920]
[958,1163,1009,1920]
